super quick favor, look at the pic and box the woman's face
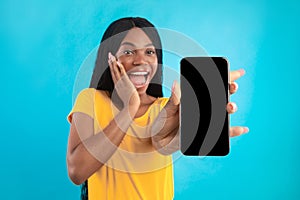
[116,27,158,95]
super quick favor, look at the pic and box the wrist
[165,102,179,116]
[124,104,139,118]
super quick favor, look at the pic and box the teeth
[128,71,149,86]
[129,72,149,76]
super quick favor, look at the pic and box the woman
[66,17,248,200]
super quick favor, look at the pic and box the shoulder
[76,88,110,100]
[67,88,109,123]
[76,88,96,98]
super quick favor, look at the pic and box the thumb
[169,80,181,106]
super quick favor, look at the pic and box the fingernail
[239,69,245,76]
[108,52,112,60]
[243,127,249,133]
[172,82,175,91]
[231,83,235,90]
[230,103,237,111]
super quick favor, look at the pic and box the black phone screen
[180,57,229,156]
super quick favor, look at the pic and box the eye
[146,49,156,55]
[123,49,134,55]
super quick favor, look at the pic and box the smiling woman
[66,17,177,200]
[66,16,248,200]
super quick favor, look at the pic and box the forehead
[121,28,153,47]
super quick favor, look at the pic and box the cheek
[117,57,132,71]
[151,57,158,73]
[151,63,158,78]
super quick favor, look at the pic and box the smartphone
[180,57,229,156]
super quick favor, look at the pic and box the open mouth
[128,71,150,88]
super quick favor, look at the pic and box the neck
[139,92,149,103]
[139,92,155,105]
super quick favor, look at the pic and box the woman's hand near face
[67,53,145,185]
[108,52,140,112]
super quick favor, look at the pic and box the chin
[136,84,149,95]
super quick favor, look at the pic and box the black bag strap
[80,180,88,200]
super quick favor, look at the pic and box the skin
[66,27,249,185]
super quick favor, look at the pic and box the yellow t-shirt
[68,88,174,200]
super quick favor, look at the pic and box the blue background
[1,0,299,199]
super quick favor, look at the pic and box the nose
[133,50,147,66]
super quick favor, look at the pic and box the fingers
[230,126,249,137]
[228,69,248,138]
[229,82,239,94]
[164,80,181,115]
[170,80,181,106]
[108,52,121,82]
[230,69,245,82]
[108,52,118,83]
[116,61,126,76]
[229,69,244,95]
[227,102,237,114]
[108,53,117,84]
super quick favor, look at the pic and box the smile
[128,71,150,88]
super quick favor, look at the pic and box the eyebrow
[120,42,154,47]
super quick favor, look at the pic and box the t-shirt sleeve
[67,88,95,123]
[159,97,169,109]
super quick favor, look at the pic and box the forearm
[68,106,138,185]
